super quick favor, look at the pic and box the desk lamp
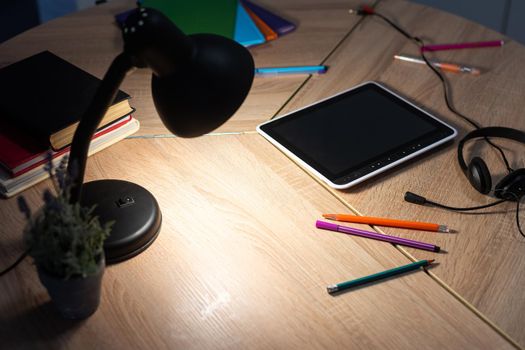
[67,7,254,263]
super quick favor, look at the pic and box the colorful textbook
[119,1,295,47]
[242,0,296,36]
[235,2,265,47]
[242,3,278,41]
[140,0,238,39]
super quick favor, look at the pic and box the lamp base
[80,180,162,264]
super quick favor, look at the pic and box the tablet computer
[257,81,457,189]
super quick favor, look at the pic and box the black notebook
[0,51,133,150]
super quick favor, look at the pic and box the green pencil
[327,259,434,294]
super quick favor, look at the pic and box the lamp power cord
[0,249,30,277]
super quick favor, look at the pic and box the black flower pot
[37,255,105,319]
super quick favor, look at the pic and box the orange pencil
[322,214,449,232]
[394,55,480,75]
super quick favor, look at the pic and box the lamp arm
[68,52,134,203]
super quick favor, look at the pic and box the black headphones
[457,126,525,200]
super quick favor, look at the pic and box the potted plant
[18,156,112,319]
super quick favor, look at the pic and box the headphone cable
[350,6,513,172]
[352,5,524,238]
[405,191,507,211]
[405,191,524,238]
[516,196,524,238]
[505,192,525,238]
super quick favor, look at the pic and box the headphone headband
[457,126,525,173]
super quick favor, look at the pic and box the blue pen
[255,65,327,76]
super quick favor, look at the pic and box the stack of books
[0,51,139,198]
[117,0,296,47]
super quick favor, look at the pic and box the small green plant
[18,155,112,279]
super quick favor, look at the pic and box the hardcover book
[0,51,133,150]
[0,115,133,177]
[0,116,140,198]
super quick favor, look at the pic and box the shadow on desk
[0,302,84,348]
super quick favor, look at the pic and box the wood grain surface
[0,0,523,348]
[0,136,512,349]
[275,0,525,346]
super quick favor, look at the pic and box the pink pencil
[421,40,504,52]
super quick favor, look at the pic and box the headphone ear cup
[494,168,525,199]
[468,157,492,194]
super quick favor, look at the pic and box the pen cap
[316,220,339,231]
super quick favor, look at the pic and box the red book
[0,115,133,177]
[1,116,140,198]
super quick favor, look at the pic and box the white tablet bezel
[256,81,457,189]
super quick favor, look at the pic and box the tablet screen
[258,82,456,188]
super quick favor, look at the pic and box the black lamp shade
[68,7,255,263]
[123,7,255,137]
[152,34,254,137]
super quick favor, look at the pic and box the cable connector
[349,5,375,16]
[404,191,428,205]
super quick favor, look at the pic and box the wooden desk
[279,1,525,346]
[0,0,522,348]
